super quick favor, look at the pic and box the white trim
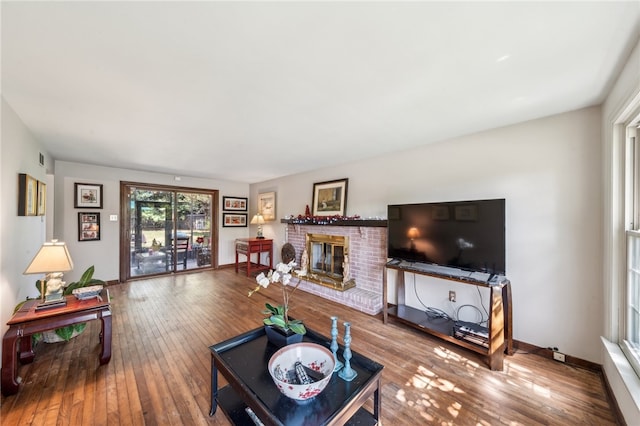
[602,337,640,423]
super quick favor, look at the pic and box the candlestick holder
[330,316,344,372]
[338,322,357,381]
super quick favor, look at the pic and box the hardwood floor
[1,269,618,425]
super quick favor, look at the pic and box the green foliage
[63,265,105,295]
[262,303,307,335]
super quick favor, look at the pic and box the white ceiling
[2,2,639,183]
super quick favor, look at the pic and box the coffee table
[209,326,383,425]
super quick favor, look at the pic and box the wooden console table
[235,238,273,276]
[1,289,112,396]
[383,264,512,370]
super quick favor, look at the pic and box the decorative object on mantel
[248,261,307,346]
[338,322,358,381]
[330,316,344,372]
[268,342,335,401]
[312,178,348,216]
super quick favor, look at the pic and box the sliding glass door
[120,182,217,281]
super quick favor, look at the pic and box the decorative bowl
[268,342,335,401]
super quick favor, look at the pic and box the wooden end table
[1,289,112,396]
[235,238,273,276]
[209,326,384,425]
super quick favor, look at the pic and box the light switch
[109,215,118,221]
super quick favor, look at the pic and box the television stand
[382,264,513,370]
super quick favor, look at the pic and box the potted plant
[248,261,306,346]
[14,265,105,343]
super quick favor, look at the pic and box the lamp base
[256,236,265,239]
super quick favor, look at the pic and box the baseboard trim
[513,339,601,372]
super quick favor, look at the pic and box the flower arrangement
[248,261,307,335]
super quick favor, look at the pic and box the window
[624,122,640,377]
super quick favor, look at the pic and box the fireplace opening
[302,233,355,291]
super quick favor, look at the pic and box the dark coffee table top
[210,326,384,425]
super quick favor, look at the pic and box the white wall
[252,106,604,363]
[53,161,250,283]
[0,98,51,369]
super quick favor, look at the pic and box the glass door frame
[119,181,219,282]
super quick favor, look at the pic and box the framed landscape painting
[312,178,348,216]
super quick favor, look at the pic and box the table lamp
[24,239,74,310]
[250,213,265,239]
[407,227,420,251]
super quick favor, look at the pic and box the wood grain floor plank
[1,268,619,425]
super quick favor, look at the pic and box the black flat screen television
[387,199,505,275]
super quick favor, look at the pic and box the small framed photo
[78,212,100,241]
[75,183,103,209]
[37,181,47,216]
[222,196,248,211]
[258,191,276,221]
[312,178,348,216]
[223,213,248,227]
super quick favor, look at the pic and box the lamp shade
[407,227,420,239]
[250,214,265,225]
[24,240,74,275]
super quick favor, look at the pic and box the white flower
[276,261,295,274]
[256,273,270,288]
[271,271,281,283]
[281,273,292,286]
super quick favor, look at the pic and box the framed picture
[222,213,248,227]
[455,204,478,221]
[431,205,450,221]
[258,191,276,221]
[18,173,38,216]
[312,178,348,216]
[78,212,100,241]
[222,196,248,211]
[37,181,47,216]
[74,183,103,209]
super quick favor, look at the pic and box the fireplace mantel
[280,219,387,227]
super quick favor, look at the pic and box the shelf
[217,385,378,426]
[387,304,489,355]
[383,265,513,370]
[281,219,387,227]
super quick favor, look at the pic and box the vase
[265,325,304,347]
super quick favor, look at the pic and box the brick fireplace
[285,222,387,315]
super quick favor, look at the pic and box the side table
[1,289,112,396]
[235,238,273,276]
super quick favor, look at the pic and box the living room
[2,2,640,424]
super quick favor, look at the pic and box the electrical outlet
[553,351,566,362]
[448,291,456,302]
